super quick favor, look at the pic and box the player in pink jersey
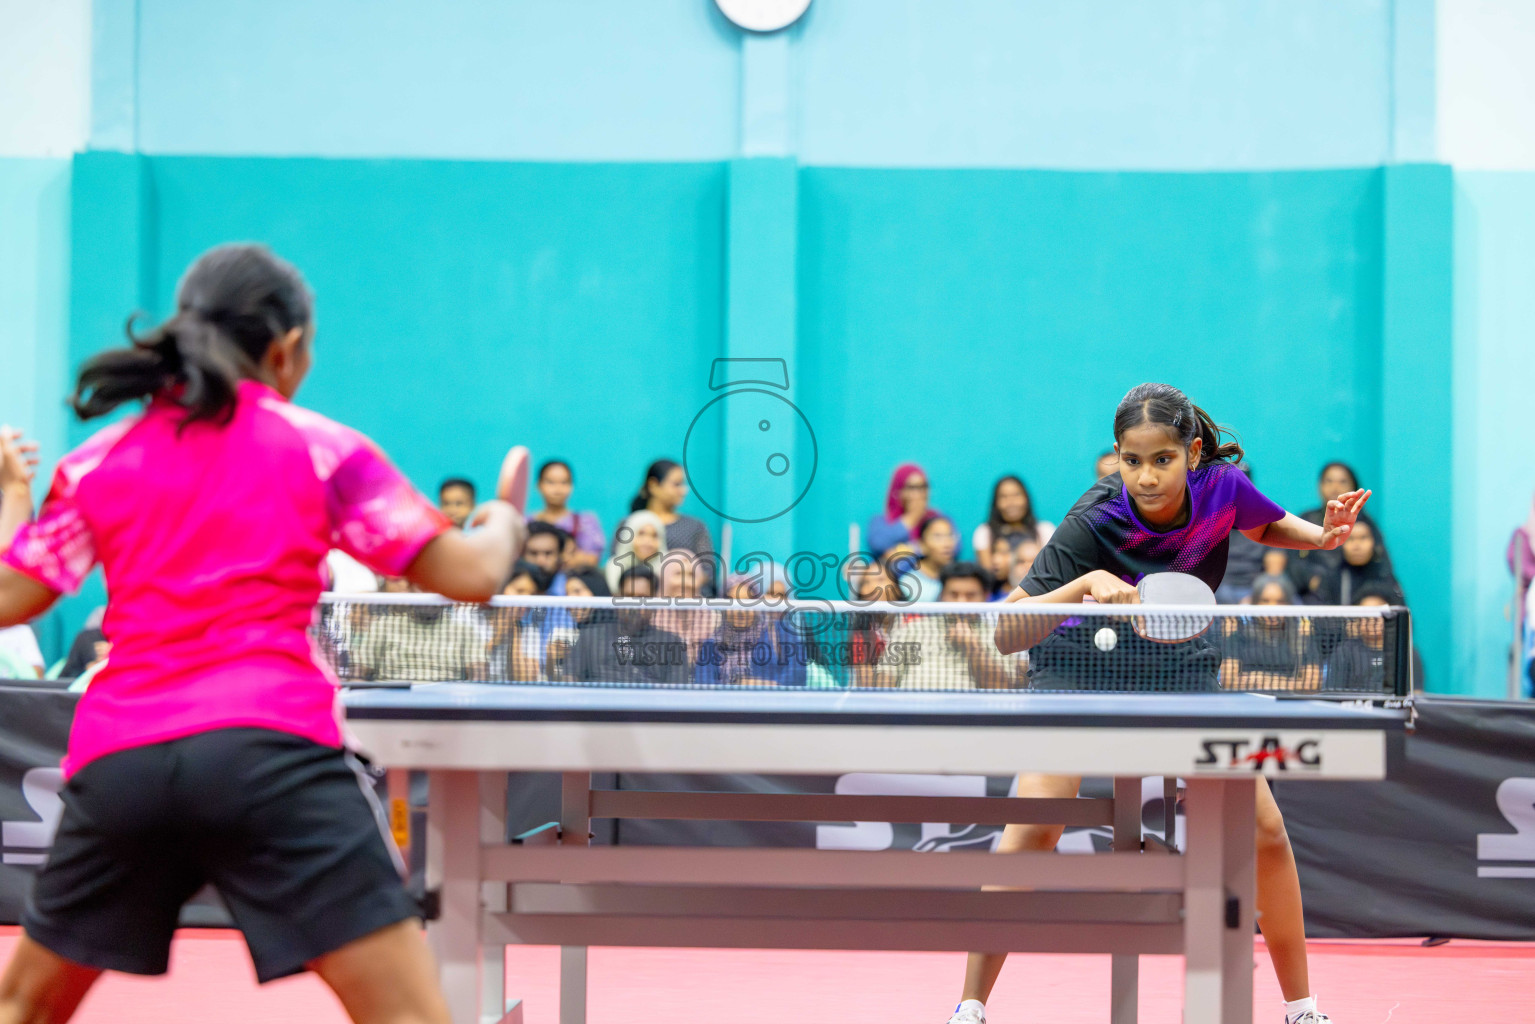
[0,245,524,1024]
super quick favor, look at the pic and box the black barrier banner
[0,687,75,925]
[5,692,1535,939]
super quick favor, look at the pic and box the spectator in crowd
[906,516,959,602]
[531,460,604,571]
[1308,519,1404,607]
[523,522,571,595]
[352,577,487,681]
[653,556,718,670]
[878,563,1021,690]
[60,607,110,678]
[973,475,1054,575]
[438,476,476,529]
[1323,584,1395,691]
[866,463,943,558]
[1216,464,1265,604]
[561,565,688,685]
[1094,450,1118,480]
[606,509,668,592]
[839,558,903,688]
[693,573,806,687]
[1507,491,1535,596]
[0,621,44,679]
[1288,461,1389,600]
[1008,538,1041,589]
[1219,574,1322,690]
[324,549,379,593]
[987,535,1016,600]
[549,569,611,680]
[491,560,555,681]
[624,459,716,590]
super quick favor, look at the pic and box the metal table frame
[348,686,1400,1024]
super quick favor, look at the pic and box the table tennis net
[315,594,1412,696]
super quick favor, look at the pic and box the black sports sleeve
[1019,516,1103,597]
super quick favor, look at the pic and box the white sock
[1284,995,1317,1022]
[958,999,986,1018]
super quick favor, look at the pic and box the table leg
[1182,778,1255,1024]
[429,770,483,1024]
[1220,779,1256,1024]
[1110,777,1140,1024]
[481,772,511,1024]
[560,773,592,1024]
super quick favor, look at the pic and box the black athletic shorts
[23,728,420,982]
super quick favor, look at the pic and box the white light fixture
[715,0,812,33]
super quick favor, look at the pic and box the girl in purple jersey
[947,383,1370,1024]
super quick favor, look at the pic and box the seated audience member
[523,521,572,595]
[605,510,668,592]
[693,573,806,687]
[1008,538,1041,590]
[1288,461,1390,599]
[438,476,477,529]
[59,607,109,678]
[906,515,959,603]
[1094,450,1118,480]
[324,549,379,593]
[491,560,556,681]
[987,535,1016,600]
[548,570,611,679]
[879,563,1021,690]
[1216,468,1265,604]
[1323,584,1395,691]
[973,475,1054,574]
[352,577,488,681]
[653,556,719,670]
[866,463,943,558]
[841,559,902,688]
[1508,493,1535,597]
[625,459,716,591]
[562,565,688,685]
[0,622,45,679]
[1308,519,1404,607]
[532,460,604,571]
[1219,575,1322,690]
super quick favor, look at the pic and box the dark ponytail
[71,244,312,426]
[1112,382,1243,467]
[630,459,681,513]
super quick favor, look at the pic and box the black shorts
[1026,623,1222,692]
[23,728,420,982]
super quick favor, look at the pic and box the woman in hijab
[604,510,667,592]
[866,463,944,558]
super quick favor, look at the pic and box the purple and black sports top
[1021,463,1285,597]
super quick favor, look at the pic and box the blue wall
[1452,172,1535,696]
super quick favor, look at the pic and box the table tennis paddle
[496,445,531,514]
[1133,572,1216,643]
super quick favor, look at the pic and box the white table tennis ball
[1094,627,1117,652]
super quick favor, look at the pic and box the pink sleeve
[2,471,98,595]
[327,440,451,578]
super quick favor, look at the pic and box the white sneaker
[1288,1012,1331,1024]
[946,1005,985,1024]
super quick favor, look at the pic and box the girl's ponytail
[69,244,312,427]
[1188,403,1244,466]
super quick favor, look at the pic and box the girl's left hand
[0,426,40,494]
[1319,488,1372,549]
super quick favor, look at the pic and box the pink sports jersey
[2,380,450,777]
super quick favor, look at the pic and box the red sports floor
[3,928,1530,1023]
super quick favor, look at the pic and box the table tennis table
[343,683,1406,1024]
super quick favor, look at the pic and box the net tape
[315,594,1409,696]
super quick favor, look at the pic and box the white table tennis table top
[342,683,1404,779]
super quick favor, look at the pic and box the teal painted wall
[0,158,74,659]
[57,154,1464,689]
[797,167,1386,544]
[1452,172,1535,697]
[68,156,729,552]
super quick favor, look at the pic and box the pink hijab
[883,463,943,532]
